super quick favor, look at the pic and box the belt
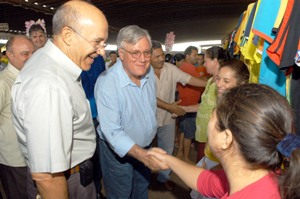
[70,165,80,175]
[64,164,80,179]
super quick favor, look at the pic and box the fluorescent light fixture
[163,40,221,52]
[34,2,38,5]
[105,44,117,51]
[43,5,47,8]
[0,39,8,44]
[24,0,29,2]
[201,46,215,50]
[104,40,221,53]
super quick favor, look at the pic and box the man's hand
[157,98,186,116]
[128,145,168,171]
[146,147,170,170]
[167,100,186,116]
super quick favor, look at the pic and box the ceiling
[0,0,256,45]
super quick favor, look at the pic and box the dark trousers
[100,140,151,199]
[92,118,103,195]
[0,164,27,199]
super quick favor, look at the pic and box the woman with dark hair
[182,57,250,199]
[195,46,227,160]
[198,58,250,162]
[216,58,250,97]
[149,83,299,199]
[165,53,173,63]
[171,53,185,67]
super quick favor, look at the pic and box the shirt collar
[116,60,150,88]
[44,40,82,82]
[7,62,20,76]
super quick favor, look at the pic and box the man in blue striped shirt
[95,25,165,199]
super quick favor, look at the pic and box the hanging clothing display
[267,0,300,69]
[223,0,300,134]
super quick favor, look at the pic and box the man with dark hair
[0,35,34,199]
[105,51,118,69]
[11,1,108,198]
[151,41,206,190]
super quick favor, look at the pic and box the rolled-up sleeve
[95,75,135,157]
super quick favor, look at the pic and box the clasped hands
[168,100,186,118]
[144,147,171,171]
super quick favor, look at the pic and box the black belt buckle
[79,160,93,187]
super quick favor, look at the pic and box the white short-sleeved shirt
[11,40,96,173]
[154,62,191,126]
[0,63,26,166]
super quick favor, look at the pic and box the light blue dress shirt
[94,60,157,157]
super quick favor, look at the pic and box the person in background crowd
[189,58,250,199]
[0,35,34,199]
[195,46,227,161]
[0,51,8,71]
[171,52,186,148]
[95,25,165,199]
[165,53,173,63]
[171,53,185,68]
[151,40,206,191]
[26,19,48,50]
[192,52,210,152]
[105,50,118,70]
[197,53,204,66]
[11,1,108,198]
[149,83,300,199]
[80,55,106,199]
[196,53,209,78]
[176,46,202,163]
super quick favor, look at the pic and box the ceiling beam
[2,0,56,15]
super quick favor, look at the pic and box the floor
[148,170,193,199]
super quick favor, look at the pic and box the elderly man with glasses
[95,25,165,199]
[11,1,108,199]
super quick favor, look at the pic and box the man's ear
[221,129,233,150]
[60,26,73,46]
[118,48,124,60]
[6,51,13,60]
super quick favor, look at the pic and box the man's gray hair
[52,3,80,35]
[116,25,152,49]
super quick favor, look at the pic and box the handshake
[143,147,172,171]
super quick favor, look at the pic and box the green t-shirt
[195,77,217,142]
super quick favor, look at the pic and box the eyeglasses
[122,48,151,59]
[68,26,108,50]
